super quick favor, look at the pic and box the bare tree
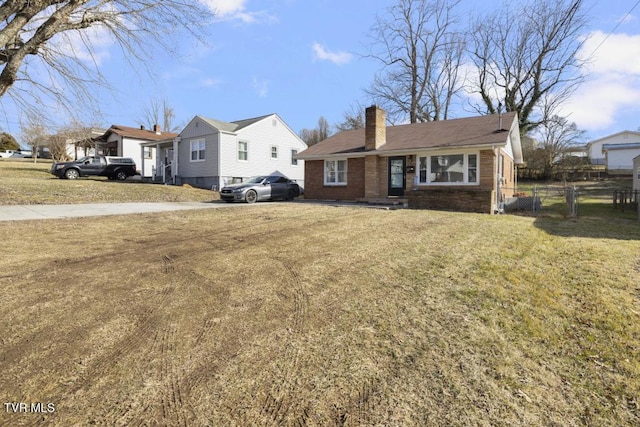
[20,111,48,162]
[299,117,331,146]
[365,0,466,124]
[138,98,181,133]
[531,114,585,179]
[335,102,366,132]
[0,1,212,118]
[467,0,588,135]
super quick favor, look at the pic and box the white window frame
[324,159,348,186]
[291,149,298,166]
[190,139,205,162]
[238,141,248,162]
[417,152,479,185]
[143,146,152,159]
[271,145,278,160]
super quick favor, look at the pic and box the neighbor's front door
[388,156,406,197]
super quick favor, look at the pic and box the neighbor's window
[324,159,347,185]
[143,147,152,159]
[190,139,205,161]
[417,153,478,184]
[238,141,248,161]
[291,149,298,166]
[271,145,278,160]
[637,166,640,180]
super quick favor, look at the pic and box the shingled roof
[98,125,177,142]
[298,111,519,159]
[197,114,274,134]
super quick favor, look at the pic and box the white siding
[606,148,640,172]
[118,136,155,177]
[588,131,640,164]
[219,114,307,186]
[178,118,221,179]
[633,156,640,190]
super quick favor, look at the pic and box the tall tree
[300,117,331,146]
[0,132,19,151]
[335,103,366,132]
[20,111,48,162]
[0,1,212,117]
[532,114,585,179]
[138,98,181,133]
[365,0,466,124]
[467,0,588,135]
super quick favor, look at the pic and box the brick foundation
[407,188,495,214]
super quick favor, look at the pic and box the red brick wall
[303,158,365,200]
[407,188,495,213]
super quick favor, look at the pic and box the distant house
[601,143,640,175]
[296,105,523,214]
[587,131,640,172]
[95,125,177,178]
[634,155,640,191]
[152,114,306,190]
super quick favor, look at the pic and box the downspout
[140,144,145,178]
[173,137,181,185]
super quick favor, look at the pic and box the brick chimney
[153,124,161,134]
[365,105,386,151]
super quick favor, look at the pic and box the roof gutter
[296,142,507,161]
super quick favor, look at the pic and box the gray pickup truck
[50,156,139,181]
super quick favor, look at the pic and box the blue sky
[3,0,640,145]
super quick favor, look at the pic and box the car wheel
[115,170,128,181]
[286,189,296,201]
[245,190,258,204]
[65,169,80,180]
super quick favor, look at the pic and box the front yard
[0,201,638,426]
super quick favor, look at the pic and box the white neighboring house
[587,131,640,169]
[601,143,640,175]
[165,113,307,190]
[95,125,177,178]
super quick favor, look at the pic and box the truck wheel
[245,190,258,204]
[115,170,128,181]
[65,169,80,180]
[286,189,296,201]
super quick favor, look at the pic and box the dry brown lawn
[1,204,639,426]
[0,159,216,204]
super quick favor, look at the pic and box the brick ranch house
[296,106,523,214]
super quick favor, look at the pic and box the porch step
[356,197,409,209]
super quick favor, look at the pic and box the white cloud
[312,42,353,65]
[253,77,269,97]
[199,0,277,23]
[557,31,640,131]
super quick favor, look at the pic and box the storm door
[388,156,406,197]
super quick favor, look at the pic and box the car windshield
[244,176,267,184]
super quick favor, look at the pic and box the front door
[388,156,406,197]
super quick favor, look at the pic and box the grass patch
[0,158,217,204]
[517,179,638,221]
[0,205,638,426]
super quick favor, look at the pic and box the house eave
[297,142,509,161]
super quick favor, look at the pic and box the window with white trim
[271,145,278,160]
[143,147,152,159]
[324,159,347,185]
[291,149,298,166]
[417,153,478,184]
[238,141,248,161]
[190,139,205,161]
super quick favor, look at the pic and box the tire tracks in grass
[259,257,312,426]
